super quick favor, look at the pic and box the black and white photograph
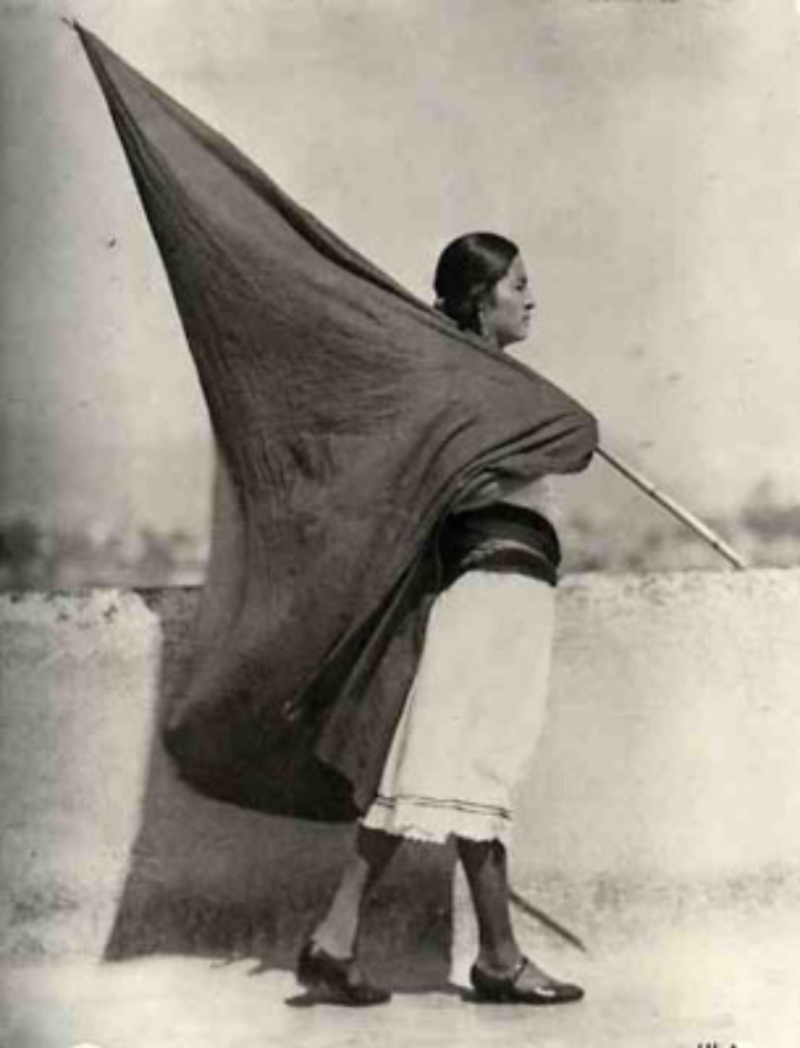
[1,1,800,1045]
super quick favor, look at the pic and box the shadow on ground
[103,589,454,991]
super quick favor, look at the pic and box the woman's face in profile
[482,255,535,349]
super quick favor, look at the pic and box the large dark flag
[76,26,598,821]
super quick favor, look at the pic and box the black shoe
[470,956,584,1005]
[296,940,391,1006]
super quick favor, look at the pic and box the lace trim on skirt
[361,792,513,846]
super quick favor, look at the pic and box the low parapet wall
[2,570,799,977]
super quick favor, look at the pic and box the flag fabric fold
[76,25,598,821]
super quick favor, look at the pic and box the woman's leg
[311,826,402,959]
[457,835,581,998]
[456,837,521,971]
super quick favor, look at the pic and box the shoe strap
[309,940,356,966]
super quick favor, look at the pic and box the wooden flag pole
[596,446,748,571]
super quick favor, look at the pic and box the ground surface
[2,912,798,1048]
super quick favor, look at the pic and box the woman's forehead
[503,255,527,282]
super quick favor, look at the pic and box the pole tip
[61,15,84,34]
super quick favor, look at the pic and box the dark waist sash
[438,502,562,589]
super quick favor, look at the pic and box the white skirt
[360,570,555,846]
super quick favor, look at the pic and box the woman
[297,233,588,1007]
[77,29,597,1011]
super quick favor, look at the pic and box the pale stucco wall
[2,570,799,977]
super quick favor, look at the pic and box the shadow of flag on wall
[76,24,597,822]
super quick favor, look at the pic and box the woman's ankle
[476,943,523,974]
[308,924,357,961]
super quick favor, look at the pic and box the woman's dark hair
[433,232,519,334]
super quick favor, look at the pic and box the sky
[1,0,800,539]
